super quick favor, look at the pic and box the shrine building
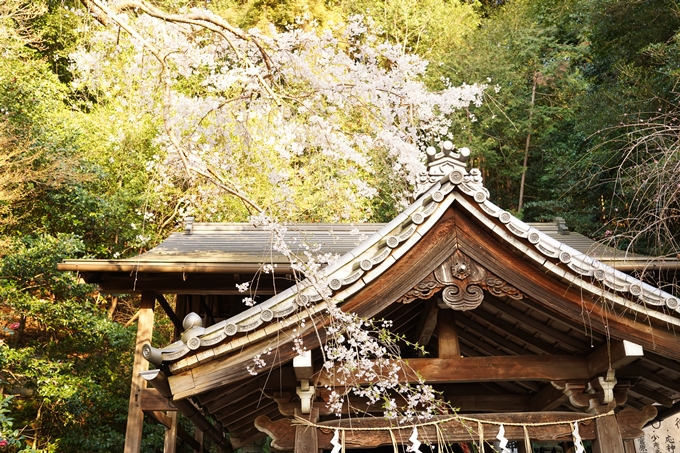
[58,144,680,453]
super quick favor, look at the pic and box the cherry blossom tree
[72,0,486,223]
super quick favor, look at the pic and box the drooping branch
[80,0,266,213]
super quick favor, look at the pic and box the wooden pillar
[163,412,178,453]
[194,427,204,453]
[591,414,625,453]
[123,291,156,453]
[438,310,460,358]
[623,439,636,453]
[294,408,319,453]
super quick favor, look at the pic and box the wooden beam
[458,333,509,357]
[256,412,599,451]
[146,410,174,429]
[141,388,177,412]
[141,370,231,452]
[643,351,680,374]
[92,272,286,295]
[415,298,439,356]
[145,409,202,452]
[230,432,268,449]
[484,297,589,351]
[528,382,570,411]
[294,408,318,453]
[587,340,643,377]
[315,356,590,386]
[276,394,529,416]
[156,294,183,331]
[437,310,460,358]
[447,394,529,412]
[455,314,531,356]
[194,427,203,453]
[469,308,566,355]
[628,384,674,407]
[619,364,680,394]
[124,291,155,453]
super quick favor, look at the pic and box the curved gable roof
[145,159,680,373]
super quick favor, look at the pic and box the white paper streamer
[408,426,422,453]
[573,422,585,453]
[331,429,341,453]
[496,424,510,453]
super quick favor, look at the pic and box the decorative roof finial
[413,141,471,199]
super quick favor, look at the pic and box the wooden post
[591,414,625,453]
[163,411,178,453]
[124,291,156,453]
[438,310,460,358]
[294,408,319,453]
[194,427,204,453]
[623,439,636,453]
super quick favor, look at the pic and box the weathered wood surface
[592,414,624,453]
[528,383,569,411]
[452,209,680,361]
[275,394,531,416]
[616,406,657,439]
[163,411,178,453]
[294,408,319,453]
[124,291,155,453]
[415,299,439,356]
[586,340,643,377]
[169,216,462,399]
[141,388,177,412]
[144,409,202,452]
[256,412,599,451]
[437,310,460,358]
[315,356,590,386]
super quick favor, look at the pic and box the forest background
[0,0,679,451]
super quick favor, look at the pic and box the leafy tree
[435,0,586,214]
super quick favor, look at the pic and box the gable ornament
[397,250,523,309]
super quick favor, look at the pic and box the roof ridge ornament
[413,141,472,199]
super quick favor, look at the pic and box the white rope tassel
[331,429,341,453]
[573,422,585,453]
[407,426,422,453]
[496,424,510,453]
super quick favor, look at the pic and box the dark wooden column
[591,414,625,453]
[438,309,460,358]
[194,428,204,453]
[294,408,319,453]
[124,291,156,453]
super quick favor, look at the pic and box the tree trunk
[518,75,537,212]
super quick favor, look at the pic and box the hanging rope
[292,411,613,451]
[292,410,614,431]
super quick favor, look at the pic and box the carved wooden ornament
[397,250,523,310]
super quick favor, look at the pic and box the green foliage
[0,395,25,450]
[0,234,138,452]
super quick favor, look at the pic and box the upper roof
[142,160,680,371]
[58,214,675,278]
